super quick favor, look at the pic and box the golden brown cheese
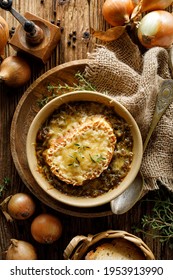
[43,115,116,186]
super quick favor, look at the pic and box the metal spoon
[110,79,173,214]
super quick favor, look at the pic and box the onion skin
[102,0,136,27]
[0,56,31,88]
[6,239,37,260]
[7,193,36,220]
[31,213,62,244]
[0,16,9,56]
[140,0,173,13]
[138,10,173,48]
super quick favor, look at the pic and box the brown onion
[6,239,37,260]
[140,0,173,13]
[0,55,31,87]
[138,10,173,48]
[102,0,136,26]
[0,16,9,56]
[7,193,36,220]
[31,213,62,244]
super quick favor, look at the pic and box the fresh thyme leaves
[89,154,96,163]
[0,177,10,197]
[76,157,80,164]
[75,71,96,91]
[74,143,80,148]
[68,155,80,167]
[89,154,106,163]
[74,143,90,150]
[68,147,106,167]
[135,186,173,249]
[95,155,106,162]
[37,71,96,108]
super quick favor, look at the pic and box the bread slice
[43,115,116,186]
[85,239,145,260]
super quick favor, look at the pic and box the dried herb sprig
[0,177,10,197]
[135,186,173,249]
[37,71,96,108]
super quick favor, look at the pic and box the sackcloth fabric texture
[84,31,173,192]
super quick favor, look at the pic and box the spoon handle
[143,79,173,152]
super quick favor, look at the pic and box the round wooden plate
[10,59,113,218]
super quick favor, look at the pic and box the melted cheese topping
[43,116,116,186]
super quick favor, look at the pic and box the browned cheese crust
[43,115,116,186]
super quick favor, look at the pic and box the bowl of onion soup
[26,91,143,208]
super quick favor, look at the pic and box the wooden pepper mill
[0,0,61,63]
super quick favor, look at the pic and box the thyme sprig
[0,177,10,197]
[37,71,96,108]
[74,143,90,150]
[89,154,106,163]
[135,186,173,248]
[68,155,81,167]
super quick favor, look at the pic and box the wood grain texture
[0,0,173,260]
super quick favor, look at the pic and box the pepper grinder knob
[0,0,44,45]
[0,0,61,63]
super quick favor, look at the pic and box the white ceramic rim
[26,91,143,208]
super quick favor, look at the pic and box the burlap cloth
[84,31,173,192]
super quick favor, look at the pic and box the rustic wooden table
[0,0,172,260]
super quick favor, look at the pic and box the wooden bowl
[26,90,143,208]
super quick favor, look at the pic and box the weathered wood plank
[56,0,90,63]
[0,0,173,260]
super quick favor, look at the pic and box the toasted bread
[85,239,145,260]
[43,115,116,186]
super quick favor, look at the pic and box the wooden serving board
[10,59,112,218]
